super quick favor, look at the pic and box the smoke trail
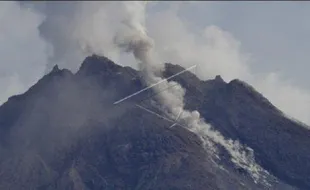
[114,1,270,184]
[18,0,270,183]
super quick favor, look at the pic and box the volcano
[0,55,309,190]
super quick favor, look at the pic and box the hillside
[0,55,309,189]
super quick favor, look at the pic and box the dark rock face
[0,54,308,189]
[163,63,310,190]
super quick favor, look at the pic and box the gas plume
[113,1,269,183]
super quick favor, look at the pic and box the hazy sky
[180,2,310,87]
[149,2,310,87]
[1,1,310,125]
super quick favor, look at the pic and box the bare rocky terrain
[0,55,309,189]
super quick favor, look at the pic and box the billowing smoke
[1,1,308,127]
[113,1,269,183]
[3,1,309,183]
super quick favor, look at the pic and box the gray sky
[1,1,310,125]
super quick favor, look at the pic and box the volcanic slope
[0,55,308,189]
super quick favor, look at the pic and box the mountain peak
[227,79,280,114]
[214,75,224,83]
[47,64,73,78]
[76,54,123,76]
[1,55,310,189]
[51,64,60,72]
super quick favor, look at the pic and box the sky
[1,1,310,125]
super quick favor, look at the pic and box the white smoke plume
[2,1,309,183]
[0,3,301,182]
[1,1,309,127]
[113,1,269,183]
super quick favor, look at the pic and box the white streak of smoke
[114,1,269,183]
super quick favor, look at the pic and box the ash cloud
[1,1,309,182]
[4,1,309,126]
[113,1,270,183]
